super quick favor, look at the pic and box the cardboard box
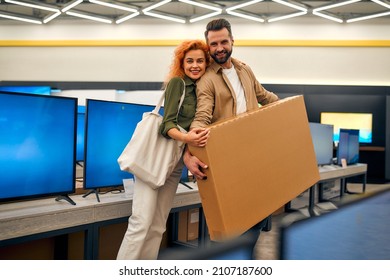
[189,95,320,241]
[178,208,200,242]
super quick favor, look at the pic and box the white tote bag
[118,81,186,189]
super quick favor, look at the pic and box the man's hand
[183,148,208,180]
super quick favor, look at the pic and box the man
[183,18,279,258]
[184,18,279,179]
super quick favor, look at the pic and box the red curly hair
[163,39,210,88]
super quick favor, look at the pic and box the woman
[117,40,210,260]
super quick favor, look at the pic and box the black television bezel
[0,91,78,203]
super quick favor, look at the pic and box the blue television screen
[337,128,359,165]
[0,86,51,95]
[0,92,77,202]
[281,189,390,260]
[320,112,372,144]
[76,106,86,162]
[309,122,334,166]
[84,99,158,189]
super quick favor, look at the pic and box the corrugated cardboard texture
[189,95,320,241]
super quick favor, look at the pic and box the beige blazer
[191,57,279,128]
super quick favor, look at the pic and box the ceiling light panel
[0,10,42,24]
[89,0,138,13]
[226,0,308,23]
[142,0,224,23]
[3,0,60,23]
[312,0,390,23]
[347,10,390,22]
[88,0,140,24]
[0,1,389,24]
[66,10,113,24]
[5,0,59,12]
[62,0,140,24]
[226,0,266,23]
[178,0,222,23]
[61,0,83,13]
[142,0,186,23]
[267,0,307,22]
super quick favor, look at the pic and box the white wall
[1,17,390,86]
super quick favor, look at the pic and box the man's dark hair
[204,18,233,41]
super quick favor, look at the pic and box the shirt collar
[183,75,196,86]
[210,57,241,74]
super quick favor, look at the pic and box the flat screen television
[0,91,77,203]
[280,189,390,260]
[0,86,51,95]
[337,128,359,165]
[84,99,158,191]
[309,122,334,166]
[320,112,372,144]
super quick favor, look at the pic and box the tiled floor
[254,183,390,260]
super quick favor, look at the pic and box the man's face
[207,28,233,67]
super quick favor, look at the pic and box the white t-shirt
[223,64,247,115]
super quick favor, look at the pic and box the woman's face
[183,49,207,80]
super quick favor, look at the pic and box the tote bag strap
[153,79,186,118]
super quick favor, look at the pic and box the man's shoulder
[199,64,219,82]
[232,57,248,68]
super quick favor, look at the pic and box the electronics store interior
[0,0,390,261]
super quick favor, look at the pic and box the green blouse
[159,76,197,138]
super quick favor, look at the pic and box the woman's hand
[184,128,210,147]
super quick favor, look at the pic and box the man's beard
[211,49,232,65]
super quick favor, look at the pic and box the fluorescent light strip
[143,0,172,13]
[268,11,307,22]
[179,0,221,11]
[371,0,390,9]
[5,0,59,13]
[143,11,186,23]
[61,0,83,12]
[89,0,138,12]
[142,0,183,23]
[190,10,222,23]
[66,11,113,24]
[272,0,307,12]
[346,10,390,23]
[179,0,222,23]
[313,0,361,12]
[313,11,343,23]
[226,0,264,11]
[43,11,61,23]
[226,10,265,22]
[226,0,265,23]
[115,12,140,24]
[0,12,42,24]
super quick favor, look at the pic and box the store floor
[159,182,390,260]
[254,182,390,260]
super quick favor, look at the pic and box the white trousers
[116,158,184,260]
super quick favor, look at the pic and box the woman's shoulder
[168,76,184,86]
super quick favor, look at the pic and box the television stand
[82,188,100,202]
[179,180,193,190]
[55,194,76,205]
